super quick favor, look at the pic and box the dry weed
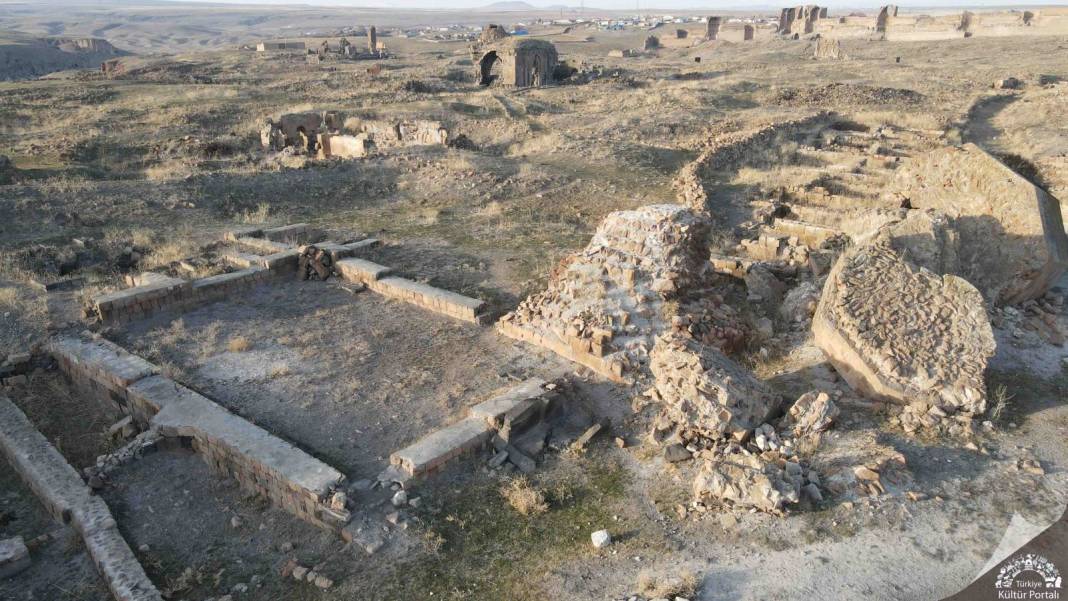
[636,569,699,599]
[500,476,548,516]
[227,336,251,352]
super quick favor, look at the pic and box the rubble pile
[498,204,717,379]
[693,452,808,513]
[784,391,840,438]
[648,333,781,441]
[813,241,996,416]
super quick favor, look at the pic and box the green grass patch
[379,455,629,601]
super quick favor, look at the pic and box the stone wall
[0,396,162,601]
[336,258,489,324]
[673,112,834,210]
[94,267,279,324]
[49,335,348,533]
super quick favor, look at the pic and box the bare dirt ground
[110,280,571,479]
[0,7,1067,601]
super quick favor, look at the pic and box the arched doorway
[479,51,501,86]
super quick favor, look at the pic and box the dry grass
[267,362,291,378]
[227,336,251,353]
[239,202,272,224]
[500,476,549,516]
[636,569,699,599]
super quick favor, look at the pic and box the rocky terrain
[1,4,1067,601]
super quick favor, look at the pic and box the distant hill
[479,1,540,11]
[0,35,127,81]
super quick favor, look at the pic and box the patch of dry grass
[500,476,549,516]
[636,569,699,599]
[227,336,251,353]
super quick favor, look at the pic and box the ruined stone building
[706,16,722,40]
[256,41,306,52]
[744,24,755,40]
[474,37,558,87]
[260,112,340,153]
[876,5,899,35]
[368,26,378,55]
[778,5,824,34]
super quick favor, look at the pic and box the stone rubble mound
[649,333,781,441]
[692,451,808,513]
[498,204,719,379]
[890,143,1068,304]
[813,240,996,415]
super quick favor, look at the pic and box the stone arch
[479,50,501,86]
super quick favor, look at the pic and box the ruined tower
[706,16,722,40]
[368,26,377,55]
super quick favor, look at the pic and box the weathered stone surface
[649,333,780,440]
[468,378,548,431]
[813,241,995,414]
[0,536,30,579]
[784,391,839,437]
[693,453,803,513]
[132,376,344,499]
[335,258,392,282]
[891,143,1068,304]
[499,205,711,381]
[0,396,162,600]
[389,417,493,477]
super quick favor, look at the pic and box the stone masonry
[813,241,995,415]
[0,396,162,601]
[49,334,348,532]
[498,205,711,381]
[890,143,1068,304]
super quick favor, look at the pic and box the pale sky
[166,0,1067,8]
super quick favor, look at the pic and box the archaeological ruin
[474,37,558,87]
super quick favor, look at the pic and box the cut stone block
[0,536,30,579]
[390,417,493,477]
[236,236,290,255]
[222,251,263,269]
[335,258,392,282]
[133,376,343,499]
[891,143,1068,304]
[813,241,995,414]
[0,396,162,600]
[369,277,486,321]
[468,378,547,433]
[263,223,315,244]
[342,238,380,253]
[260,249,300,272]
[50,335,159,391]
[224,227,263,242]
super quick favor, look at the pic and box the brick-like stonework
[389,378,555,478]
[49,335,348,532]
[0,396,162,601]
[337,259,489,324]
[94,267,279,324]
[129,376,347,530]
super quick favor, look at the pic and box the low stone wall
[389,378,556,478]
[673,112,834,210]
[336,258,489,324]
[94,267,280,324]
[0,396,162,601]
[128,376,348,530]
[49,335,348,533]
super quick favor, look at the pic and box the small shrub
[636,569,699,599]
[500,476,548,516]
[227,336,251,352]
[989,384,1014,423]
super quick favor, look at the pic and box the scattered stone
[571,423,603,452]
[591,529,612,549]
[663,443,692,463]
[291,566,309,581]
[784,391,839,437]
[0,537,31,579]
[391,490,408,507]
[693,453,803,513]
[230,516,243,529]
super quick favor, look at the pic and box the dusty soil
[0,7,1066,601]
[0,460,111,601]
[111,280,571,479]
